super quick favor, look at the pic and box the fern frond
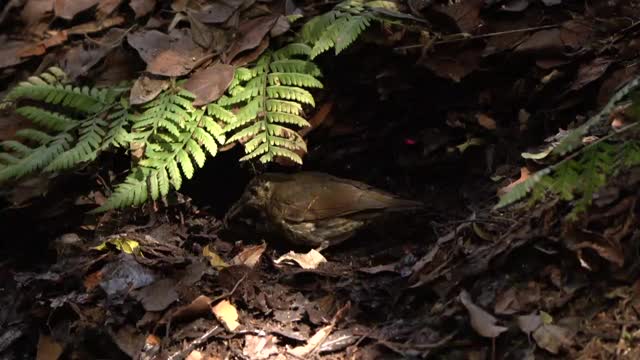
[494,169,550,209]
[267,86,315,106]
[220,49,318,164]
[1,140,34,156]
[207,103,236,123]
[0,134,71,182]
[266,99,303,114]
[267,112,310,127]
[15,106,77,131]
[15,129,54,144]
[103,103,131,149]
[335,15,371,54]
[45,115,108,171]
[267,73,323,88]
[94,95,226,212]
[270,59,321,77]
[300,1,373,59]
[273,43,313,60]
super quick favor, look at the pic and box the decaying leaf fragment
[459,289,508,338]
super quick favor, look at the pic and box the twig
[166,325,221,360]
[209,272,248,304]
[306,302,351,357]
[394,24,560,50]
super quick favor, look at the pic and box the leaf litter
[2,0,640,358]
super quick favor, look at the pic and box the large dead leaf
[110,325,146,358]
[188,0,248,24]
[569,58,612,91]
[459,289,508,338]
[224,15,278,63]
[66,16,125,35]
[434,0,483,33]
[97,0,122,18]
[183,63,235,106]
[230,242,266,268]
[420,46,481,82]
[127,28,206,76]
[18,31,68,57]
[133,278,179,311]
[0,40,31,69]
[129,74,170,105]
[168,295,212,323]
[61,28,126,79]
[54,0,100,20]
[22,0,54,24]
[130,0,156,18]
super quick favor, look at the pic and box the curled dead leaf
[459,289,508,338]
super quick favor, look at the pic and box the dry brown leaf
[299,100,334,137]
[230,37,269,67]
[129,74,170,105]
[243,334,279,359]
[231,242,266,268]
[569,58,612,91]
[514,29,563,55]
[62,28,126,79]
[0,40,32,69]
[434,0,483,33]
[224,15,278,63]
[497,167,531,196]
[274,249,327,269]
[127,28,206,76]
[533,323,574,354]
[169,295,212,323]
[188,0,247,24]
[133,278,179,312]
[130,0,156,18]
[96,0,122,18]
[476,113,497,130]
[270,15,290,37]
[459,289,508,338]
[36,334,64,360]
[54,0,100,20]
[110,325,146,358]
[21,0,54,25]
[18,31,67,58]
[420,47,481,82]
[66,16,125,35]
[212,299,240,331]
[183,63,235,106]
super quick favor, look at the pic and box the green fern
[0,67,127,183]
[93,88,228,212]
[220,47,322,164]
[496,76,640,214]
[300,0,375,59]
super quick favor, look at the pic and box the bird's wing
[270,172,421,222]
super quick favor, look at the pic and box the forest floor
[2,0,640,359]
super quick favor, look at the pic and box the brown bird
[224,172,423,250]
